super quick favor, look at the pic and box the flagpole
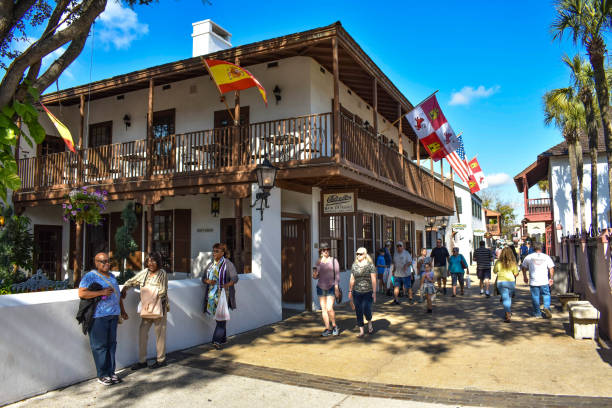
[412,89,439,110]
[201,56,236,123]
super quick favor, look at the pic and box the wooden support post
[233,58,241,166]
[79,94,85,149]
[523,175,529,215]
[14,118,21,176]
[146,79,154,179]
[146,204,154,254]
[332,37,340,162]
[73,221,83,286]
[397,103,403,170]
[440,158,444,180]
[373,78,378,175]
[234,199,243,273]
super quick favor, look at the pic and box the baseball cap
[356,247,367,255]
[396,241,404,247]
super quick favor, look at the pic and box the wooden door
[220,216,252,273]
[152,109,176,173]
[416,230,423,255]
[34,225,63,281]
[88,121,112,176]
[281,220,307,303]
[85,214,110,271]
[214,106,250,167]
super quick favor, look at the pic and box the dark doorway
[37,135,65,156]
[85,214,110,271]
[34,225,63,281]
[281,219,308,305]
[220,216,252,274]
[152,109,176,173]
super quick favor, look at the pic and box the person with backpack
[121,251,169,370]
[448,247,468,296]
[474,241,494,297]
[313,242,340,337]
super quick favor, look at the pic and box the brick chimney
[192,19,232,57]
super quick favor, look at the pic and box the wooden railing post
[146,79,154,179]
[373,78,378,175]
[73,221,83,286]
[332,37,340,162]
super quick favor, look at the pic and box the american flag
[445,136,471,183]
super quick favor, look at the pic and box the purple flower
[63,216,68,222]
[81,187,87,191]
[62,204,66,209]
[71,211,77,216]
[84,205,90,211]
[102,191,108,195]
[67,204,72,210]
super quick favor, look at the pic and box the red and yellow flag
[202,58,267,106]
[41,103,75,153]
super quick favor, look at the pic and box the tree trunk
[575,137,586,233]
[587,36,612,226]
[581,86,599,233]
[568,138,579,234]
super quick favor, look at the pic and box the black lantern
[425,216,436,229]
[211,194,220,217]
[123,114,131,129]
[273,85,281,104]
[251,158,278,220]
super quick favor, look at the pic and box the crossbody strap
[94,271,119,302]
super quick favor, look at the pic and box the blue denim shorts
[316,286,335,297]
[392,276,412,289]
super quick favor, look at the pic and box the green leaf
[13,101,27,118]
[27,86,40,102]
[1,106,15,118]
[0,113,20,133]
[27,120,46,144]
[0,128,17,146]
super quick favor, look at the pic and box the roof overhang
[513,156,549,193]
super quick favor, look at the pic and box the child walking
[420,262,435,313]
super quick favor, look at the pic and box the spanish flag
[41,103,76,153]
[202,58,267,106]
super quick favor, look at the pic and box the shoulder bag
[94,271,124,324]
[333,258,343,304]
[139,271,163,319]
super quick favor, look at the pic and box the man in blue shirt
[79,252,128,386]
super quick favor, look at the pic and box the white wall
[550,155,610,233]
[443,183,484,261]
[0,275,281,406]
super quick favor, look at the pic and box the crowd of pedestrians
[77,237,555,387]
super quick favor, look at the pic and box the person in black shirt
[430,239,450,294]
[474,241,494,297]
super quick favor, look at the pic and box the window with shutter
[173,209,191,273]
[319,215,345,270]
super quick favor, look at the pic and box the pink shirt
[316,258,340,290]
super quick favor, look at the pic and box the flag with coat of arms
[468,157,488,190]
[405,94,460,161]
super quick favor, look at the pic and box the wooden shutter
[173,209,191,273]
[355,212,364,251]
[374,214,382,251]
[242,216,252,274]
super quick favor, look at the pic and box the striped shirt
[474,247,493,269]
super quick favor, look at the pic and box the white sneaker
[480,289,484,295]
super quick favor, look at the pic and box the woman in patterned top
[348,247,377,337]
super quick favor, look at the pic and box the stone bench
[568,301,600,340]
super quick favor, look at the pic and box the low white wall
[0,276,281,406]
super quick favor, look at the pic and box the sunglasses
[96,259,110,264]
[356,252,366,256]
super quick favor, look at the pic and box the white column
[310,186,320,309]
[251,183,282,315]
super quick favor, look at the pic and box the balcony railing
[526,198,551,215]
[16,111,454,210]
[487,224,501,235]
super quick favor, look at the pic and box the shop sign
[322,191,356,215]
[452,224,466,230]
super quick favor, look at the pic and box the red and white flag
[445,135,471,183]
[405,94,460,161]
[467,157,488,189]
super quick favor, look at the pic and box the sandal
[356,332,365,338]
[367,323,374,334]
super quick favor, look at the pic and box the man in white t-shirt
[392,241,414,305]
[521,242,555,318]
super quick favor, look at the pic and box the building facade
[11,21,454,317]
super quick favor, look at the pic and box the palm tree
[562,54,599,232]
[552,0,612,226]
[544,88,586,233]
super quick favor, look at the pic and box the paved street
[8,272,612,408]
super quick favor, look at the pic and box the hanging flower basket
[63,188,108,225]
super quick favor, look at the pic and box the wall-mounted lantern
[211,194,220,217]
[123,114,131,130]
[273,85,282,104]
[0,215,5,229]
[251,158,278,220]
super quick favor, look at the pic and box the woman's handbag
[139,286,163,319]
[333,259,343,304]
[215,288,231,321]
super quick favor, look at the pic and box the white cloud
[449,85,500,106]
[486,172,512,187]
[97,1,149,49]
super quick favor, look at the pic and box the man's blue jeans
[529,285,551,316]
[89,315,118,378]
[496,281,515,314]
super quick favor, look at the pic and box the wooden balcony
[486,224,501,235]
[14,112,454,214]
[525,198,552,222]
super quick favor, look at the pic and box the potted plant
[63,187,108,225]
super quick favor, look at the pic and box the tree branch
[0,0,107,107]
[0,0,37,45]
[32,30,88,92]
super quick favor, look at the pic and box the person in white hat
[392,241,414,305]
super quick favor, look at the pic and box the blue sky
[26,0,594,218]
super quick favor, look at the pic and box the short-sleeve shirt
[522,252,555,286]
[418,255,431,273]
[448,254,467,273]
[430,247,450,267]
[316,258,341,290]
[79,270,121,318]
[375,255,386,274]
[352,262,377,293]
[393,250,412,277]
